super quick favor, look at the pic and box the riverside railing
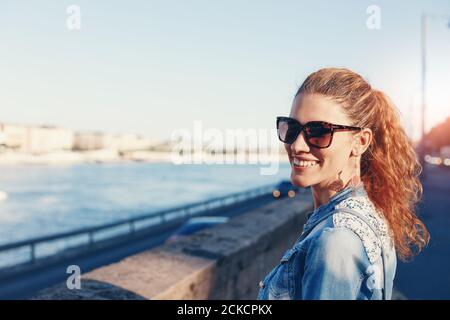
[0,183,277,271]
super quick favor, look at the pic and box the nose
[289,131,310,154]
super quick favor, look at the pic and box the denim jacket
[256,182,397,300]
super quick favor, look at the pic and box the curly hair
[295,67,430,261]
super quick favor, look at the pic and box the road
[394,164,450,299]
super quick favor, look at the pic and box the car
[165,216,230,244]
[272,180,299,199]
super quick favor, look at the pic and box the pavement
[394,164,450,299]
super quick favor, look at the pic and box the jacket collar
[304,181,366,228]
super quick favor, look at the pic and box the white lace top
[333,195,394,264]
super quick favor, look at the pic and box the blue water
[0,162,291,246]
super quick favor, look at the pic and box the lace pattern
[333,196,394,264]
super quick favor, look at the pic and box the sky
[1,0,450,143]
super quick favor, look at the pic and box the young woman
[257,68,429,300]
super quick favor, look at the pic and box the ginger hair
[296,67,430,261]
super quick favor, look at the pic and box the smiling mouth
[292,158,320,168]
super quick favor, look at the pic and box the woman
[257,68,429,300]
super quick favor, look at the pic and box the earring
[349,154,361,196]
[329,170,345,192]
[350,155,360,187]
[329,153,361,194]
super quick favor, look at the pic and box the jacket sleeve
[301,226,368,300]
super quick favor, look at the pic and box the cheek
[321,144,350,171]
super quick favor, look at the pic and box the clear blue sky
[1,0,449,142]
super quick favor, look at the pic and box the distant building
[73,132,112,151]
[0,123,74,153]
[0,123,27,150]
[114,133,155,151]
[0,122,160,154]
[73,132,155,151]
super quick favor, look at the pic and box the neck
[311,174,361,210]
[311,185,338,209]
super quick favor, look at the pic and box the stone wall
[32,194,313,300]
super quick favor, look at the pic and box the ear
[352,128,372,156]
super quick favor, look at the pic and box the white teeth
[293,158,319,167]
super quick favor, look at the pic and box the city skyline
[1,0,450,143]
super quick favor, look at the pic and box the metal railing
[0,183,276,270]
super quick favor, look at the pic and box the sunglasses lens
[305,124,332,148]
[277,120,298,144]
[277,119,335,147]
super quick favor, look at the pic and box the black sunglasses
[276,116,362,148]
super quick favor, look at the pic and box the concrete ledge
[32,194,313,300]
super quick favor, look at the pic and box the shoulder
[306,226,369,274]
[312,226,366,256]
[331,195,393,264]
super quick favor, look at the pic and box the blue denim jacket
[257,183,397,300]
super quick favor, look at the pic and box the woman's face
[285,93,356,189]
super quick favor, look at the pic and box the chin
[290,173,313,188]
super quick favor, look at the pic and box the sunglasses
[276,116,362,148]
